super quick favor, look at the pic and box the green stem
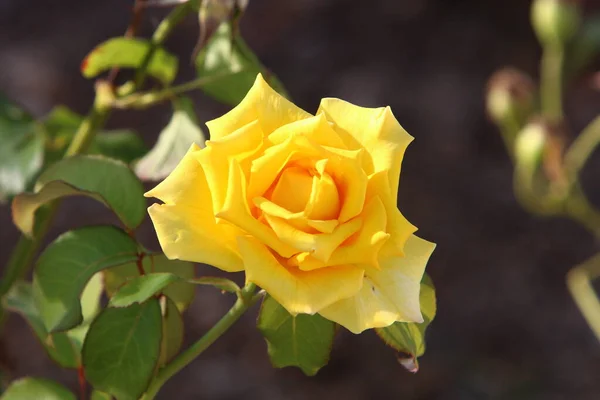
[141,284,262,400]
[567,253,600,341]
[133,1,194,89]
[563,186,600,238]
[540,44,564,122]
[0,3,195,318]
[115,70,244,109]
[564,115,600,179]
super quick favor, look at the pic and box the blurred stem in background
[567,255,600,341]
[540,45,564,121]
[488,0,600,342]
[0,1,196,325]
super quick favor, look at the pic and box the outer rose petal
[267,113,347,149]
[318,234,435,334]
[366,171,416,256]
[198,120,264,212]
[238,236,364,314]
[206,74,312,140]
[145,144,244,272]
[317,98,413,201]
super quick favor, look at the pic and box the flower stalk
[141,284,263,400]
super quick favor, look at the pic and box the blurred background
[2,0,600,399]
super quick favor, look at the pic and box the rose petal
[267,113,347,149]
[366,171,416,256]
[206,74,312,140]
[216,159,298,258]
[327,196,389,269]
[253,197,339,234]
[318,235,435,334]
[264,213,362,263]
[270,166,313,213]
[197,120,264,212]
[318,99,413,200]
[145,144,244,271]
[239,236,364,314]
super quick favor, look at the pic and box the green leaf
[0,94,44,201]
[109,273,179,308]
[104,254,195,312]
[82,300,162,400]
[82,38,178,85]
[375,274,436,373]
[65,273,105,351]
[0,377,76,400]
[188,276,241,295]
[257,295,335,376]
[134,97,205,181]
[43,106,146,165]
[159,297,184,366]
[12,155,146,236]
[90,391,112,400]
[3,282,79,368]
[109,272,242,308]
[194,22,287,105]
[33,226,139,332]
[91,130,147,164]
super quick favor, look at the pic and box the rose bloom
[146,74,435,334]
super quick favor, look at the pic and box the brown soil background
[2,0,600,399]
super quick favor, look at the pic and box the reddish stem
[107,0,147,85]
[136,252,146,276]
[77,365,86,400]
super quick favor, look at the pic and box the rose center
[269,166,313,213]
[267,162,341,221]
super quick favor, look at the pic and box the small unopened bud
[486,68,535,126]
[531,0,580,47]
[515,117,567,185]
[515,119,548,172]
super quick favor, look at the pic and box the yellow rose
[145,74,435,334]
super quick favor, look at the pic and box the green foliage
[195,22,287,105]
[64,273,104,350]
[33,226,139,332]
[82,38,178,85]
[135,97,205,181]
[0,377,75,400]
[82,300,162,400]
[44,106,147,165]
[0,95,44,201]
[109,272,243,308]
[110,273,180,308]
[90,391,113,400]
[159,297,184,366]
[375,274,437,372]
[3,282,79,368]
[12,155,146,236]
[257,295,335,376]
[104,254,195,313]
